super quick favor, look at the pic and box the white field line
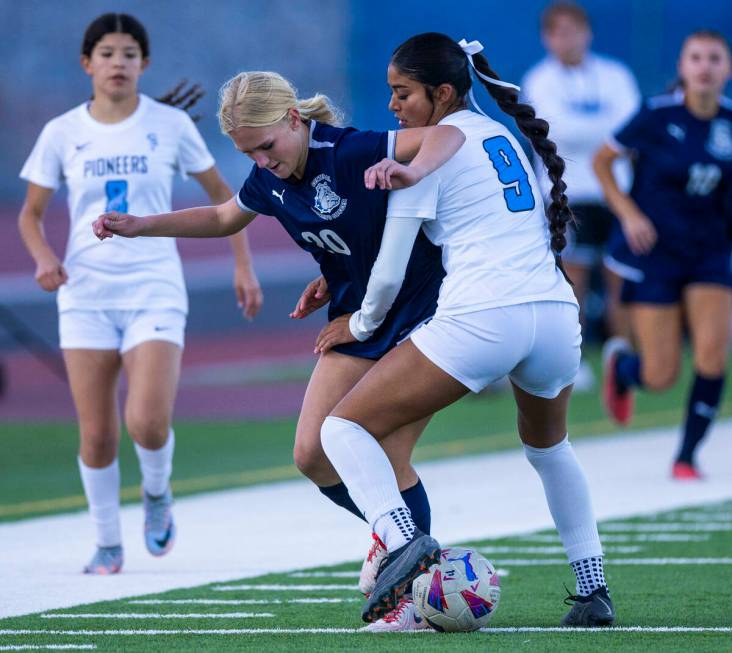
[40,613,273,620]
[0,647,96,651]
[477,546,642,554]
[601,522,732,532]
[490,557,732,566]
[523,533,710,542]
[3,423,732,619]
[1,627,731,636]
[673,512,732,521]
[128,598,360,605]
[283,571,518,581]
[212,584,359,592]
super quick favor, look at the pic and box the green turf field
[1,500,730,651]
[2,348,732,522]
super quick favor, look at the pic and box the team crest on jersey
[706,119,732,160]
[311,174,347,220]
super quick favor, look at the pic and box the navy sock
[677,373,725,465]
[615,352,642,392]
[319,482,365,521]
[400,478,431,535]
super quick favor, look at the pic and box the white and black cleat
[561,586,615,627]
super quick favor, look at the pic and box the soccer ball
[412,546,501,632]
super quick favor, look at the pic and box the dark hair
[391,32,575,264]
[541,2,590,32]
[81,14,205,121]
[81,13,150,58]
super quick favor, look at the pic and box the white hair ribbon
[458,38,521,95]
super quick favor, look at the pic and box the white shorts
[59,308,186,353]
[410,301,581,397]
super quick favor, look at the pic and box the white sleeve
[19,122,63,190]
[176,113,216,177]
[385,172,439,220]
[349,216,425,342]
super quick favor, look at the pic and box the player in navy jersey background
[594,30,732,480]
[92,70,463,598]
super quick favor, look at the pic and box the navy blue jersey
[236,121,444,359]
[610,93,732,265]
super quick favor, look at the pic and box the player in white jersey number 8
[315,32,615,628]
[18,13,262,575]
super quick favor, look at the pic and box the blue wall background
[349,0,732,131]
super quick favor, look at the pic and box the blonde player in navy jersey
[92,71,464,607]
[594,30,732,480]
[18,13,262,575]
[316,32,614,628]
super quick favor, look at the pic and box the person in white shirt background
[522,1,640,390]
[17,13,262,575]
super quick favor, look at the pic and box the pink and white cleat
[359,532,387,596]
[360,597,430,632]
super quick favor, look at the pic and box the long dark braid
[392,33,575,276]
[472,52,576,262]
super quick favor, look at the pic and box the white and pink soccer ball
[412,546,501,632]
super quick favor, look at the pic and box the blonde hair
[217,71,343,134]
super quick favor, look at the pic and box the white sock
[321,416,413,550]
[134,428,175,497]
[523,435,603,566]
[78,457,121,548]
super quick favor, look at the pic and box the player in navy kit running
[594,30,732,479]
[92,71,463,593]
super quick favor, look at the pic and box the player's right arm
[18,182,68,292]
[593,143,657,255]
[93,197,257,240]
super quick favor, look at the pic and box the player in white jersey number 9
[317,32,615,628]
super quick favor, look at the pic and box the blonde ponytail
[217,71,342,134]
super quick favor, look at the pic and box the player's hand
[290,275,330,319]
[234,265,263,321]
[314,313,355,353]
[364,159,422,190]
[92,212,144,239]
[620,211,657,255]
[34,252,68,291]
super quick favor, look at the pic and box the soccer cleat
[83,545,123,575]
[601,337,635,425]
[360,597,430,632]
[359,533,388,596]
[362,528,441,623]
[672,461,703,480]
[561,586,615,627]
[143,486,176,556]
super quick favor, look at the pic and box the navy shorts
[617,247,732,304]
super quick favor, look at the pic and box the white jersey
[521,53,640,203]
[386,110,577,317]
[20,94,215,313]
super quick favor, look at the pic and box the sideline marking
[128,598,359,605]
[477,546,643,554]
[489,557,732,566]
[601,523,732,532]
[40,613,274,620]
[2,627,731,635]
[212,584,359,592]
[0,647,96,651]
[523,533,710,542]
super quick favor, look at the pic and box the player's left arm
[191,166,263,320]
[314,216,423,353]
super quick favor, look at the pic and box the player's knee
[642,363,678,391]
[693,345,728,377]
[125,412,169,448]
[293,441,327,480]
[79,429,117,465]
